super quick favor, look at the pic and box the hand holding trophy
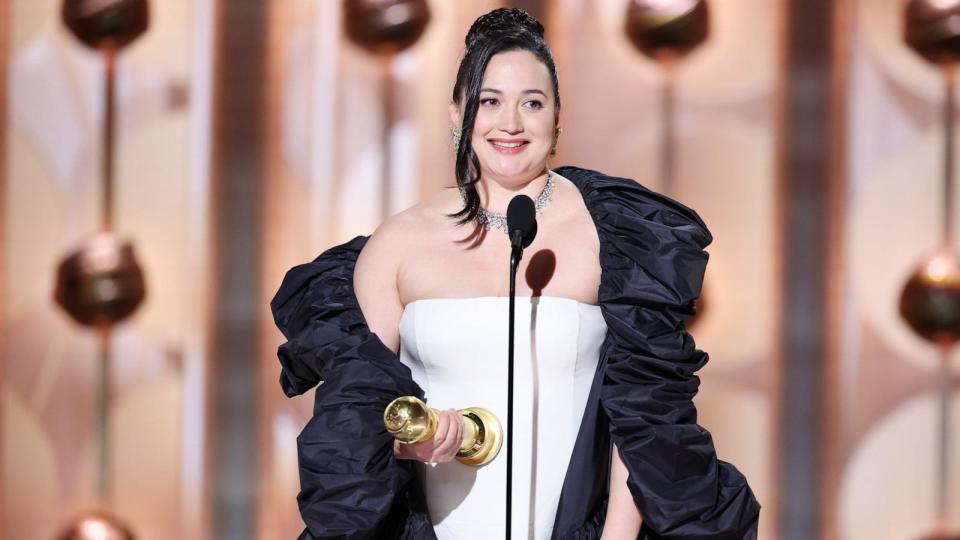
[384,396,502,466]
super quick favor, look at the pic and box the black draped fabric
[551,167,760,539]
[271,238,435,539]
[270,166,760,539]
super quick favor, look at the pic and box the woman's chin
[484,163,545,184]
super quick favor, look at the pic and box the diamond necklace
[474,172,555,233]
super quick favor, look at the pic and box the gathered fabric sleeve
[562,167,761,539]
[270,236,435,540]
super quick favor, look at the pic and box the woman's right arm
[601,444,643,539]
[354,219,463,463]
[355,220,404,353]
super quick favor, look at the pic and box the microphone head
[507,195,537,248]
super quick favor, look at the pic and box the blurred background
[1,0,960,539]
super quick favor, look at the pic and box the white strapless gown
[398,296,607,540]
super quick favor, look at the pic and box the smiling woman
[271,7,760,540]
[454,50,558,189]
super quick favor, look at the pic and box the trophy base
[456,407,502,466]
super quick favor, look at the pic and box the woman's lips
[488,139,529,155]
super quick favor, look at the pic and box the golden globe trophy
[384,396,502,466]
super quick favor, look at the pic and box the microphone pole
[507,229,519,540]
[505,195,537,540]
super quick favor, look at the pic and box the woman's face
[455,49,557,187]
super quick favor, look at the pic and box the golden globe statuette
[384,396,502,466]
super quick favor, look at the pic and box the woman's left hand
[393,408,464,463]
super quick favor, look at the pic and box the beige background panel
[3,387,65,540]
[858,0,944,102]
[838,393,960,539]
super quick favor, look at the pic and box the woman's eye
[525,100,544,110]
[480,97,499,106]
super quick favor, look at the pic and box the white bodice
[398,296,607,540]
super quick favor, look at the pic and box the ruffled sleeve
[270,236,434,539]
[559,167,761,539]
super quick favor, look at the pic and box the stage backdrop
[7,1,959,539]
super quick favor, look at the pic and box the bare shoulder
[354,190,458,352]
[359,190,455,264]
[357,210,415,268]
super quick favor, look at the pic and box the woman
[272,8,759,540]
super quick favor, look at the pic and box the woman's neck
[476,170,551,214]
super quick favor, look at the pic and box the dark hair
[450,8,561,225]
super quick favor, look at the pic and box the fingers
[433,409,461,462]
[395,409,463,464]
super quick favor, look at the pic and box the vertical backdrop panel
[830,0,960,538]
[1,0,215,537]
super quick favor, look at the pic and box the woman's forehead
[481,50,552,91]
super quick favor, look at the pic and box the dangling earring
[551,126,563,156]
[452,127,462,152]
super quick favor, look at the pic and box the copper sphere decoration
[62,0,149,51]
[625,0,709,60]
[344,0,431,55]
[54,232,146,328]
[899,249,960,344]
[57,512,135,540]
[904,0,960,64]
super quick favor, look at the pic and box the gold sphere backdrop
[905,0,960,64]
[54,232,147,328]
[61,0,149,51]
[57,512,136,540]
[624,0,709,60]
[899,249,960,345]
[343,0,431,55]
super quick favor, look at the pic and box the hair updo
[450,8,561,225]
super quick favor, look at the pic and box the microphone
[506,195,537,266]
[504,193,537,539]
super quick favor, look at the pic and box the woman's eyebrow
[479,88,548,97]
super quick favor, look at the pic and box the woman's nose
[500,108,522,134]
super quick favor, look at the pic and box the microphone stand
[504,192,536,539]
[506,229,524,540]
